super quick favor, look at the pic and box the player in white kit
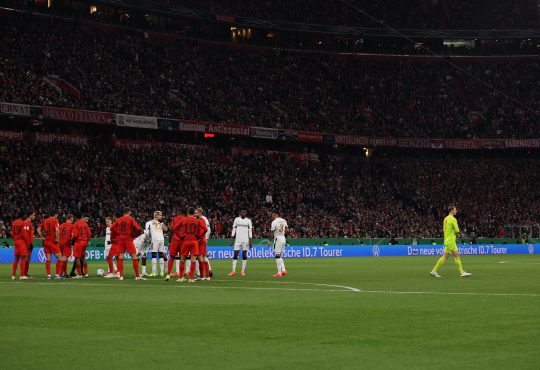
[145,211,168,276]
[104,217,117,275]
[269,211,288,278]
[228,210,253,276]
[134,232,150,276]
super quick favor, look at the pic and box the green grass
[0,255,539,370]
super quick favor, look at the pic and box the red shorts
[108,244,119,258]
[14,240,28,256]
[60,240,71,257]
[43,240,61,255]
[169,239,182,258]
[116,239,136,255]
[181,240,199,256]
[73,241,89,258]
[198,239,207,256]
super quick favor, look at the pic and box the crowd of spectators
[445,0,537,30]
[2,12,540,139]
[163,0,437,29]
[0,133,538,240]
[162,0,537,30]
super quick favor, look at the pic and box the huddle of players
[11,210,92,280]
[11,206,290,280]
[102,206,210,282]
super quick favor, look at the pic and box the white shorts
[151,240,165,253]
[104,246,111,258]
[134,240,148,256]
[273,236,286,255]
[234,241,250,251]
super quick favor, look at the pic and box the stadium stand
[1,11,539,140]
[0,128,538,239]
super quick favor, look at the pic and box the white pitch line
[212,279,361,292]
[0,281,353,293]
[499,261,540,265]
[360,290,540,298]
[1,281,539,298]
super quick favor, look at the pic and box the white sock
[175,259,180,273]
[241,260,247,272]
[232,259,237,272]
[205,257,212,270]
[195,260,200,275]
[185,260,191,274]
[159,258,164,274]
[151,258,157,274]
[141,265,146,275]
[280,258,286,272]
[113,261,117,273]
[275,258,281,273]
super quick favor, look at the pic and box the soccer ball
[96,268,105,277]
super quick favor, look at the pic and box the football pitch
[0,255,539,370]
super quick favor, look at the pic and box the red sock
[46,261,51,275]
[167,259,174,275]
[76,265,82,276]
[199,261,206,278]
[62,261,67,275]
[56,260,62,275]
[118,259,124,277]
[83,264,88,275]
[189,262,196,279]
[26,259,30,275]
[107,256,114,274]
[204,262,210,276]
[180,261,185,277]
[12,258,19,276]
[21,256,27,276]
[133,259,140,278]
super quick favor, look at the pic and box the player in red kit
[59,214,74,277]
[105,212,122,278]
[72,213,91,278]
[110,208,145,280]
[23,211,35,278]
[11,212,29,280]
[38,210,65,279]
[165,208,186,281]
[178,207,207,283]
[195,207,210,280]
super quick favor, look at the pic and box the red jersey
[23,220,34,245]
[40,217,59,242]
[198,218,208,242]
[11,219,25,241]
[110,215,141,240]
[180,216,206,240]
[110,227,119,243]
[59,222,74,242]
[171,215,186,241]
[72,220,91,242]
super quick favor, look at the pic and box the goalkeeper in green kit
[430,206,472,278]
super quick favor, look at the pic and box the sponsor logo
[38,248,47,262]
[372,245,380,257]
[528,244,535,255]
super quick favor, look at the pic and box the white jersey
[201,216,211,240]
[105,227,111,247]
[270,217,288,238]
[145,220,165,241]
[134,233,149,254]
[232,217,253,243]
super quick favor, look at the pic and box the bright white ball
[96,268,105,277]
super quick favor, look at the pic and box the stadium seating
[1,12,539,140]
[0,132,538,239]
